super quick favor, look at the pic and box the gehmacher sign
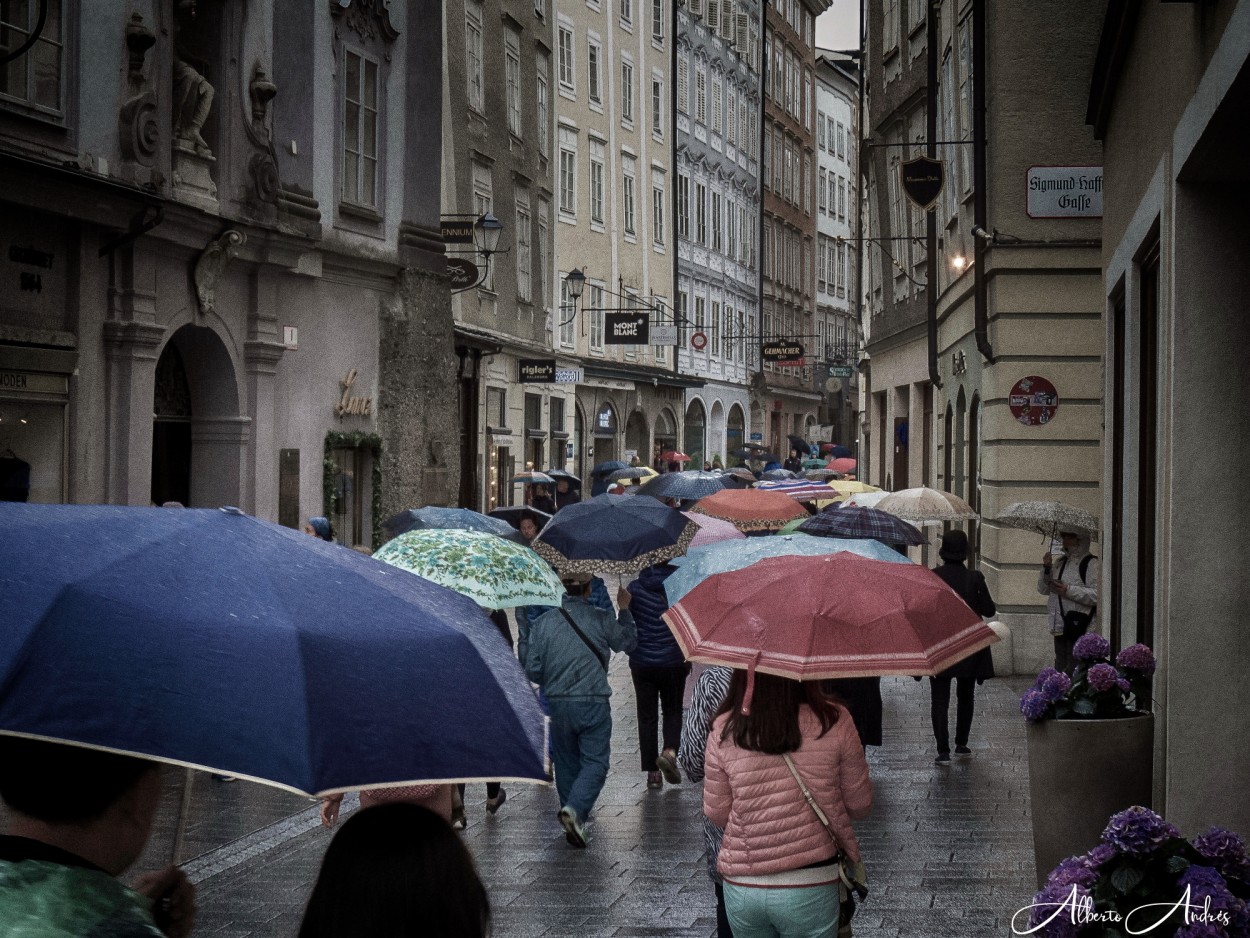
[1027,166,1103,218]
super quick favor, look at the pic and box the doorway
[152,342,192,506]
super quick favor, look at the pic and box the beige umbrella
[874,486,977,526]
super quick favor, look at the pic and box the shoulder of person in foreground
[679,667,733,780]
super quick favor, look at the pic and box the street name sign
[1026,166,1103,218]
[828,365,855,378]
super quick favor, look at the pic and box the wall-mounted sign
[690,331,708,351]
[828,365,855,378]
[440,218,475,244]
[335,369,374,417]
[595,402,617,434]
[749,432,763,442]
[446,257,479,288]
[0,370,68,394]
[605,311,650,344]
[901,156,945,210]
[1026,166,1103,218]
[518,359,556,383]
[1009,375,1059,426]
[762,341,804,364]
[554,367,583,383]
[651,324,679,346]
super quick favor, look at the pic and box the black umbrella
[730,447,780,463]
[590,460,629,478]
[636,470,730,502]
[787,434,811,455]
[545,468,582,488]
[486,506,554,532]
[383,507,524,543]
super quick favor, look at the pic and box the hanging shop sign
[650,324,679,346]
[1026,166,1103,218]
[900,156,946,211]
[828,365,855,378]
[440,218,476,244]
[595,402,618,434]
[446,257,479,288]
[335,369,374,417]
[1009,375,1060,427]
[761,341,804,365]
[605,311,650,344]
[518,359,557,383]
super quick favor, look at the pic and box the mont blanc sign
[605,311,650,345]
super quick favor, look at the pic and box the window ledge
[338,201,384,224]
[558,212,578,225]
[591,220,606,232]
[558,86,576,101]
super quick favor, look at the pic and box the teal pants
[723,881,840,938]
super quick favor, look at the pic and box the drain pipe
[925,0,942,389]
[972,0,994,363]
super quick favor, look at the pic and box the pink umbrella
[681,510,747,549]
[827,457,857,473]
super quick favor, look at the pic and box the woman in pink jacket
[703,671,873,938]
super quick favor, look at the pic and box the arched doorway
[683,399,706,468]
[654,407,677,467]
[573,404,585,482]
[625,409,649,465]
[954,387,967,502]
[592,399,618,467]
[151,324,242,508]
[708,401,726,467]
[726,404,746,466]
[969,393,981,559]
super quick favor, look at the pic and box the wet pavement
[120,664,1040,937]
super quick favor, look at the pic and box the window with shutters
[710,301,721,357]
[711,192,722,252]
[726,195,736,259]
[696,66,706,124]
[677,173,690,238]
[727,86,737,145]
[677,57,689,113]
[695,181,707,244]
[708,0,719,33]
[735,12,748,52]
[711,78,722,134]
[588,39,602,105]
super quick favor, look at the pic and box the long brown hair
[717,670,842,754]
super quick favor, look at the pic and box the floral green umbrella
[373,530,565,610]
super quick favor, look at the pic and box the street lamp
[473,212,503,255]
[565,267,586,301]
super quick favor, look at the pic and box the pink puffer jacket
[703,704,872,877]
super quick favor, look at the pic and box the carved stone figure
[173,57,215,157]
[194,230,245,316]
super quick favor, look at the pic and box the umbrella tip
[219,506,246,516]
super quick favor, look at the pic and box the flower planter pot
[1026,713,1154,886]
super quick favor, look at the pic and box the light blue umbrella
[663,533,914,605]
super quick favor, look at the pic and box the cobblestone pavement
[146,663,1038,937]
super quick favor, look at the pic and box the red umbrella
[660,450,692,463]
[688,488,808,532]
[827,457,857,473]
[663,552,998,693]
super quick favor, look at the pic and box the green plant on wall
[323,430,383,551]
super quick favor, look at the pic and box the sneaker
[451,806,467,830]
[954,745,972,758]
[656,749,682,785]
[934,752,951,765]
[486,789,507,814]
[558,806,588,848]
[646,771,664,790]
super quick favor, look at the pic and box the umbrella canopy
[758,468,798,481]
[487,506,553,532]
[590,460,630,478]
[662,534,912,605]
[875,486,977,526]
[797,505,927,546]
[0,504,547,796]
[530,493,698,575]
[545,468,582,489]
[606,466,653,482]
[722,467,758,484]
[786,434,811,455]
[374,529,565,609]
[775,517,808,536]
[997,501,1100,541]
[659,450,692,463]
[637,470,730,502]
[827,457,858,473]
[801,458,827,469]
[681,511,748,549]
[662,552,999,681]
[730,447,780,463]
[826,480,883,502]
[755,479,841,502]
[804,469,843,482]
[841,490,890,509]
[617,466,660,487]
[382,506,523,543]
[689,488,809,532]
[512,470,555,485]
[821,444,853,459]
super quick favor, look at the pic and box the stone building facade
[0,0,452,548]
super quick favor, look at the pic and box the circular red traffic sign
[690,331,708,351]
[1009,375,1059,426]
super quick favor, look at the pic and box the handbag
[782,754,868,936]
[1055,558,1095,640]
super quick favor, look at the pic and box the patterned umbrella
[383,507,523,543]
[530,493,698,575]
[662,552,999,681]
[374,529,565,609]
[997,501,1100,541]
[689,488,809,532]
[759,468,798,481]
[754,479,840,502]
[511,470,555,485]
[797,505,926,546]
[804,469,843,482]
[662,533,913,605]
[681,510,747,549]
[801,458,827,469]
[875,487,977,526]
[827,457,858,473]
[637,470,730,502]
[826,480,883,502]
[723,467,758,484]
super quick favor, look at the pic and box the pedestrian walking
[523,572,636,848]
[679,665,735,937]
[1039,530,1099,674]
[626,562,691,790]
[704,671,873,938]
[299,804,490,938]
[554,477,579,511]
[303,516,333,541]
[530,485,557,515]
[783,449,804,474]
[0,737,197,938]
[928,530,997,765]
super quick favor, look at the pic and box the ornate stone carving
[194,230,245,316]
[248,65,277,139]
[330,0,399,44]
[173,57,215,157]
[249,152,280,204]
[119,92,160,166]
[125,13,156,80]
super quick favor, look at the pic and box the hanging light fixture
[473,212,503,255]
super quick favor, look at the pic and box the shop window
[0,396,67,503]
[525,393,544,470]
[323,431,381,550]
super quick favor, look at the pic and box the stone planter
[1026,713,1155,886]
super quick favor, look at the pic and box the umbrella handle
[740,653,761,716]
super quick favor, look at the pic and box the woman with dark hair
[704,671,873,938]
[299,803,490,938]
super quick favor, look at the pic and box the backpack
[1060,554,1097,618]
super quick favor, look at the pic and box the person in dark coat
[821,677,884,748]
[554,478,580,511]
[626,563,690,789]
[928,529,996,764]
[530,485,557,515]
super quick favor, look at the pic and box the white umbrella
[997,501,1100,541]
[841,490,890,509]
[875,487,977,526]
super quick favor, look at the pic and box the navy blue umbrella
[531,493,698,574]
[383,506,523,542]
[0,504,547,796]
[544,468,582,489]
[589,460,630,497]
[636,470,729,502]
[487,505,554,532]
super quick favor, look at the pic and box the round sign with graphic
[690,331,708,350]
[1009,375,1059,427]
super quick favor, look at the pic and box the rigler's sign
[605,311,650,344]
[518,359,557,382]
[1026,166,1103,218]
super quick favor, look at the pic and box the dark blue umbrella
[589,460,630,497]
[636,470,729,502]
[383,506,523,542]
[530,493,698,574]
[0,504,547,796]
[487,505,553,532]
[827,444,853,459]
[797,505,927,547]
[544,468,582,489]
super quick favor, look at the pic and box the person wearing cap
[928,530,997,765]
[523,573,636,848]
[1038,530,1099,674]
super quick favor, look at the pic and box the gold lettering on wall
[335,369,374,418]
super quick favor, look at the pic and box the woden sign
[761,341,804,364]
[605,311,650,344]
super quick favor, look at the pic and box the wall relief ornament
[124,13,156,81]
[194,230,245,316]
[330,0,399,44]
[119,93,160,166]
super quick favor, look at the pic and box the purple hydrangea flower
[1174,925,1228,938]
[1084,844,1117,869]
[1087,663,1120,693]
[1117,678,1132,693]
[1040,671,1073,703]
[1193,827,1250,882]
[1021,689,1051,722]
[1116,643,1157,676]
[1177,866,1249,934]
[1179,865,1232,897]
[1102,806,1182,855]
[1072,633,1111,661]
[1046,855,1098,890]
[1027,882,1090,938]
[1035,667,1061,689]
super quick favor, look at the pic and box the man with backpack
[1039,530,1099,673]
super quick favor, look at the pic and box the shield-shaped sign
[900,156,945,210]
[446,257,480,288]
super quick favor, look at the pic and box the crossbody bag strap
[558,608,608,672]
[1055,556,1069,616]
[782,753,840,849]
